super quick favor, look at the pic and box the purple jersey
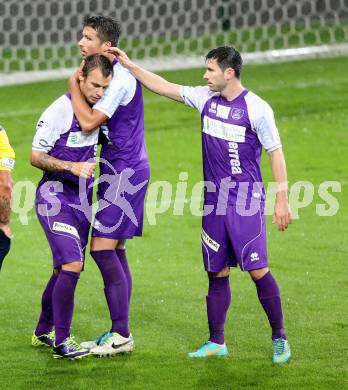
[32,94,98,206]
[180,86,281,205]
[94,60,149,171]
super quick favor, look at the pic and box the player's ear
[102,41,112,52]
[225,67,235,80]
[78,71,85,82]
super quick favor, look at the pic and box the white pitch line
[0,96,170,119]
[0,108,43,118]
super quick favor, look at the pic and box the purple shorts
[92,166,150,240]
[36,204,90,269]
[201,203,268,272]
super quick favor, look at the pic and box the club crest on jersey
[231,108,244,120]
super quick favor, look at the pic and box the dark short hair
[83,16,121,46]
[205,46,243,78]
[82,54,114,79]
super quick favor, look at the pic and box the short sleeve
[255,104,282,152]
[94,64,137,118]
[180,85,216,113]
[245,92,282,152]
[32,95,73,153]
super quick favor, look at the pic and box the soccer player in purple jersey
[110,45,292,363]
[31,54,113,359]
[68,16,149,356]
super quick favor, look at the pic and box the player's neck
[103,52,116,63]
[221,82,245,101]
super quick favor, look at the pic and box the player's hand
[106,47,132,68]
[272,200,292,231]
[70,161,96,179]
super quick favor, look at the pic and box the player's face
[203,59,228,92]
[79,27,110,58]
[79,68,112,104]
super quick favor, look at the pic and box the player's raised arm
[69,65,109,132]
[108,47,183,103]
[269,148,292,231]
[69,68,109,132]
[31,150,95,179]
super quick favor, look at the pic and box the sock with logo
[116,248,132,304]
[35,272,58,336]
[206,276,231,345]
[52,270,80,345]
[254,271,286,340]
[91,250,129,338]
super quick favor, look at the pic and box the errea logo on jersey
[228,141,242,175]
[208,102,217,114]
[250,252,259,262]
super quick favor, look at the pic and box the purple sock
[52,270,80,345]
[35,272,57,336]
[254,272,286,340]
[91,250,129,338]
[206,276,231,345]
[116,248,132,304]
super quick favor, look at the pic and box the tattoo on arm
[0,193,11,225]
[34,153,72,173]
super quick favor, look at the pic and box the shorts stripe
[202,241,211,272]
[240,209,263,271]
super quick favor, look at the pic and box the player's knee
[249,267,269,281]
[61,261,83,273]
[208,266,230,278]
[90,237,118,251]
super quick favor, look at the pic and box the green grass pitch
[0,56,347,389]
